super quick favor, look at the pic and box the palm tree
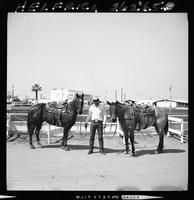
[32,83,42,100]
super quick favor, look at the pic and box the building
[50,89,83,102]
[50,88,92,105]
[83,93,93,105]
[125,99,154,105]
[153,99,188,108]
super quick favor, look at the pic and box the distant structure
[84,93,93,105]
[125,98,188,108]
[153,99,188,108]
[36,93,48,103]
[50,88,92,105]
[125,99,154,105]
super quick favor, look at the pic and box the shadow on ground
[41,144,185,156]
[134,148,185,157]
[42,144,125,153]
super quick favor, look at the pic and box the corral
[6,105,188,191]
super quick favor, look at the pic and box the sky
[7,13,188,101]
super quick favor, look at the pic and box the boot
[88,138,94,154]
[99,139,106,155]
[88,149,93,154]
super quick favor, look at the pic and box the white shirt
[86,104,106,123]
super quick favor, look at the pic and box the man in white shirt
[85,95,106,155]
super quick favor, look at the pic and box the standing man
[85,95,106,155]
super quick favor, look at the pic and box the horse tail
[27,110,32,133]
[27,103,45,131]
[40,103,45,121]
[164,119,169,135]
[27,107,34,131]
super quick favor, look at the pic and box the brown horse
[27,93,84,150]
[107,101,168,156]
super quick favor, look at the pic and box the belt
[91,120,103,123]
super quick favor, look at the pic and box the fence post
[180,119,184,144]
[47,123,51,144]
[168,116,184,144]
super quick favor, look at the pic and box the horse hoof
[132,152,136,157]
[37,144,44,148]
[61,146,70,151]
[155,150,163,154]
[30,145,35,149]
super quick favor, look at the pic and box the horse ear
[107,101,111,105]
[116,100,119,104]
[81,93,84,98]
[76,93,79,98]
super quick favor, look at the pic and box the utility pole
[115,90,117,101]
[12,85,14,99]
[169,85,173,114]
[124,93,126,101]
[121,88,123,102]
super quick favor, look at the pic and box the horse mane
[66,93,84,113]
[66,97,77,111]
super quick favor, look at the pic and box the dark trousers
[89,121,104,151]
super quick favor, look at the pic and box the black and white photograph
[5,1,189,197]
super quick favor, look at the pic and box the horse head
[75,93,84,115]
[107,101,118,123]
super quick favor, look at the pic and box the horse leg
[28,124,36,149]
[157,132,164,153]
[61,127,70,151]
[35,123,43,148]
[155,124,164,153]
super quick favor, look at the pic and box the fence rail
[168,116,185,143]
[7,112,188,144]
[6,113,118,144]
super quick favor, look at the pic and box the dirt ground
[7,132,188,191]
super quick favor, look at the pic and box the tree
[32,83,42,100]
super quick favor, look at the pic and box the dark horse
[27,93,84,150]
[107,101,168,156]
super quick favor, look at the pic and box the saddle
[46,102,67,111]
[45,101,68,126]
[136,104,154,115]
[124,105,136,120]
[134,105,154,131]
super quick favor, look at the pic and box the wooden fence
[168,116,185,143]
[7,112,187,144]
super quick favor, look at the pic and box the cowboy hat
[93,95,100,101]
